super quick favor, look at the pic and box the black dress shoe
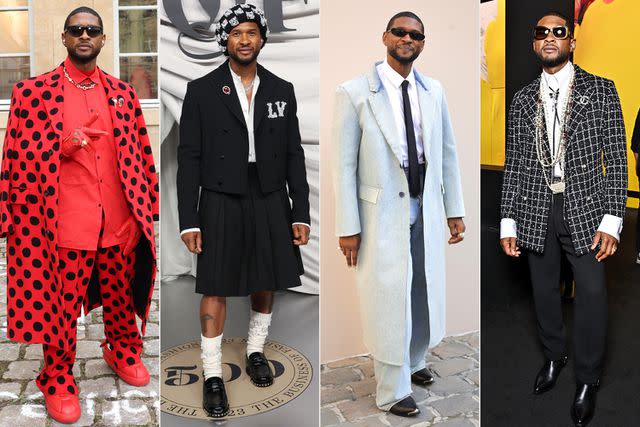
[246,352,274,387]
[571,381,599,427]
[389,396,420,417]
[202,376,229,418]
[533,355,568,394]
[411,367,435,386]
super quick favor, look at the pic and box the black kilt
[196,164,304,296]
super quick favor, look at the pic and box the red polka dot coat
[0,64,159,351]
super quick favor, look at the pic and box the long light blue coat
[332,63,465,366]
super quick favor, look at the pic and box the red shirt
[59,57,131,250]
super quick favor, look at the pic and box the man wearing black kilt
[176,3,310,418]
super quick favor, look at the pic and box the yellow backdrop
[573,0,640,208]
[481,0,505,168]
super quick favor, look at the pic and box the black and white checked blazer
[501,65,628,256]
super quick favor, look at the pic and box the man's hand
[181,231,202,254]
[116,216,142,256]
[292,224,310,246]
[61,113,109,156]
[500,237,521,257]
[591,231,618,262]
[339,234,361,268]
[447,217,466,244]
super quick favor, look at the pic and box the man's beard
[68,46,100,64]
[388,45,420,64]
[228,48,260,65]
[537,48,570,68]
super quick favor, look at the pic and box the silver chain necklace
[534,67,575,194]
[243,79,255,93]
[63,66,96,91]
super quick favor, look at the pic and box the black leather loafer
[389,396,420,417]
[571,381,599,427]
[246,352,274,387]
[202,376,229,418]
[533,355,568,394]
[411,367,435,386]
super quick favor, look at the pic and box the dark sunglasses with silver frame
[388,27,426,41]
[65,24,103,38]
[533,25,571,40]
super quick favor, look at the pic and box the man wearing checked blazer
[177,4,310,418]
[500,11,627,426]
[333,11,466,417]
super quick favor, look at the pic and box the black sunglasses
[65,25,103,38]
[388,27,425,41]
[533,25,571,40]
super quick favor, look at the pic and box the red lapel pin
[222,85,231,95]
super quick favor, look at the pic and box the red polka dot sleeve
[0,85,22,237]
[131,90,159,221]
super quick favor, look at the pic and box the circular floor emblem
[161,338,313,419]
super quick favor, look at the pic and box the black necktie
[401,80,420,197]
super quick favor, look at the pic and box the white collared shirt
[500,61,622,241]
[229,63,260,163]
[376,60,425,166]
[540,61,573,178]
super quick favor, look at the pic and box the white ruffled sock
[246,310,272,356]
[201,333,222,380]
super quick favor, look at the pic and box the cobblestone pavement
[0,225,160,426]
[321,332,479,427]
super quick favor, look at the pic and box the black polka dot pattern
[1,66,158,353]
[36,244,142,396]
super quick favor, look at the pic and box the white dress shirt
[376,60,425,166]
[541,61,572,178]
[229,63,260,163]
[500,61,622,241]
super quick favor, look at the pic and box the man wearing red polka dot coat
[0,7,158,424]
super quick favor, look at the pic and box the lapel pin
[110,96,125,107]
[222,85,231,95]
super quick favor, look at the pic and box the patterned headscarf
[214,3,268,55]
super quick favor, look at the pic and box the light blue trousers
[374,195,430,410]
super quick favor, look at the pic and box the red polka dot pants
[36,244,143,396]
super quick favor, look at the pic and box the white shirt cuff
[180,227,201,236]
[292,222,310,229]
[597,214,622,242]
[500,218,517,239]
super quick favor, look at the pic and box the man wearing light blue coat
[333,12,466,416]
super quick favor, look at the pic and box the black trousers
[527,193,607,383]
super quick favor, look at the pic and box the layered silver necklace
[534,67,575,194]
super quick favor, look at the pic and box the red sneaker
[44,392,81,424]
[103,346,150,387]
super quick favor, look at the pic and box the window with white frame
[117,0,158,101]
[0,0,32,101]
